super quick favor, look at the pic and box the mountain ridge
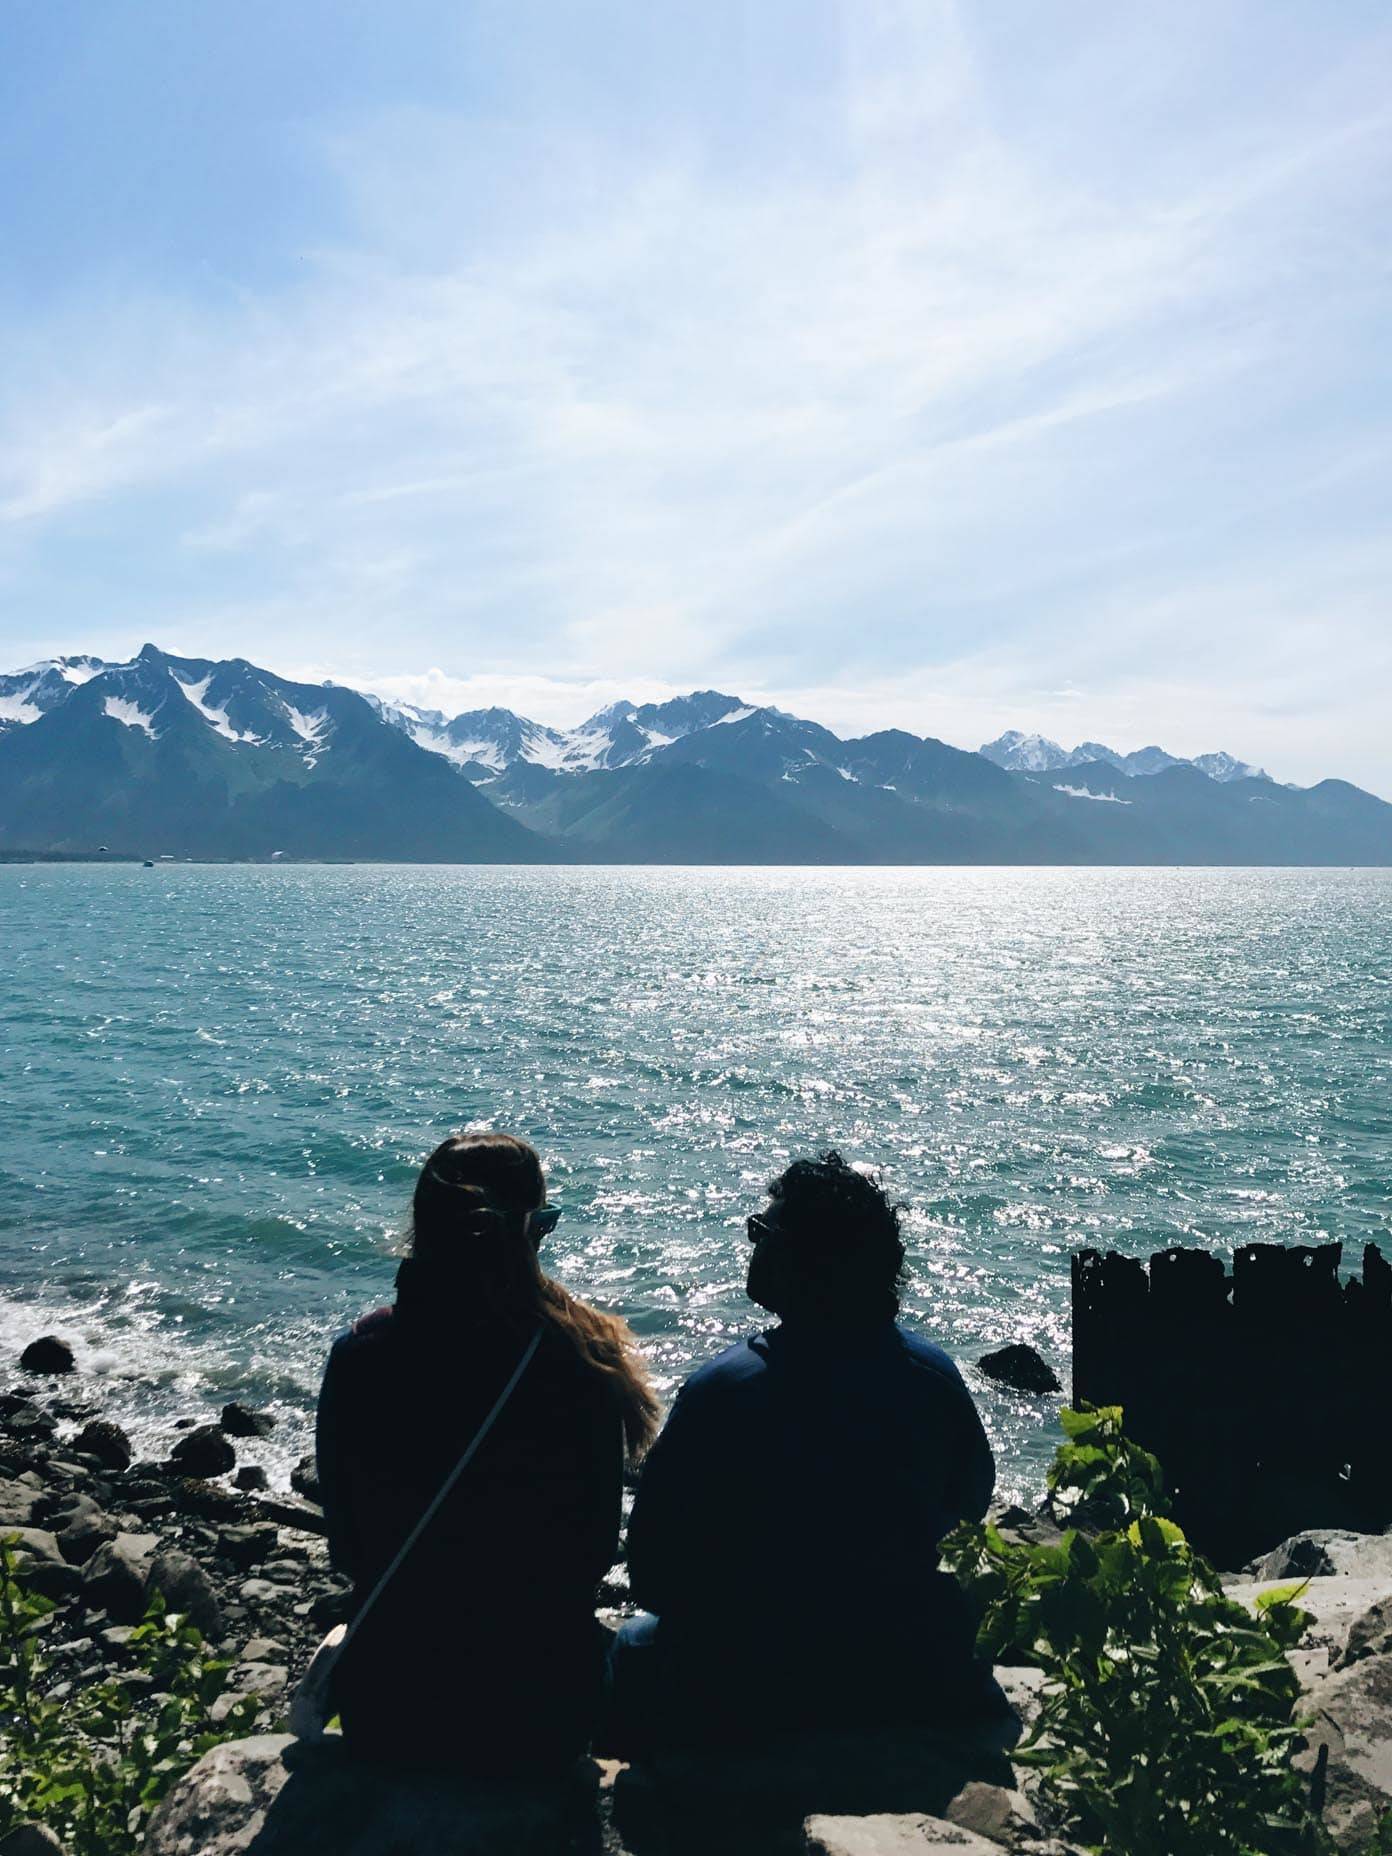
[1,645,1387,865]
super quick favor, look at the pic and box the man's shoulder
[680,1332,774,1398]
[893,1325,970,1388]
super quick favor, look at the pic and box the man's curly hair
[766,1150,907,1317]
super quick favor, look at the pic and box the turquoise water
[2,864,1389,1500]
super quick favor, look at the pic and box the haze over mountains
[1,645,1388,865]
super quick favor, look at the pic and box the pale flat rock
[1247,1531,1392,1585]
[805,1814,1004,1855]
[144,1733,599,1856]
[0,1478,42,1529]
[1225,1577,1392,1664]
[1295,1650,1392,1850]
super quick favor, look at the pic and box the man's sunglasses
[746,1213,778,1243]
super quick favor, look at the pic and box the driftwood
[1072,1242,1392,1566]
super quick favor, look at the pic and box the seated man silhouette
[610,1152,997,1751]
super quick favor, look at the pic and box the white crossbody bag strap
[341,1324,543,1653]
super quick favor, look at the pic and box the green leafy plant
[0,1534,268,1856]
[942,1406,1321,1856]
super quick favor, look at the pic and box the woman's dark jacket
[315,1257,623,1769]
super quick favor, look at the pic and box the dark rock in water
[221,1401,275,1440]
[234,1465,270,1493]
[976,1344,1061,1396]
[289,1454,321,1503]
[146,1548,224,1639]
[74,1418,133,1471]
[19,1335,75,1376]
[168,1425,236,1479]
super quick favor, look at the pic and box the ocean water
[2,863,1389,1502]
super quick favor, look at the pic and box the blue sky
[2,1,1390,790]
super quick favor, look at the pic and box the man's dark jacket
[624,1319,995,1730]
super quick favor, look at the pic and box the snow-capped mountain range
[1,645,1387,865]
[979,730,1270,784]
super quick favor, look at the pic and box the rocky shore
[1,1341,348,1737]
[5,1335,1392,1854]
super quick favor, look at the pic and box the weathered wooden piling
[1072,1241,1392,1566]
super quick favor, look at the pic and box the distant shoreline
[3,851,1392,870]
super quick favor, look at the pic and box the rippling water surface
[2,864,1389,1499]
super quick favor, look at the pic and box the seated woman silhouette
[610,1151,996,1751]
[315,1131,658,1770]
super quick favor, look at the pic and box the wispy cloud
[1,0,1389,788]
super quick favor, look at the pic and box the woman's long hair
[410,1131,659,1459]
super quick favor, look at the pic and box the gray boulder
[82,1532,159,1622]
[1338,1596,1392,1670]
[56,1510,117,1566]
[0,1476,42,1529]
[1247,1529,1392,1585]
[144,1734,599,1855]
[3,1526,63,1570]
[804,1816,1006,1855]
[1297,1650,1392,1848]
[146,1548,224,1639]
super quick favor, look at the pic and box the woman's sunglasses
[529,1205,563,1240]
